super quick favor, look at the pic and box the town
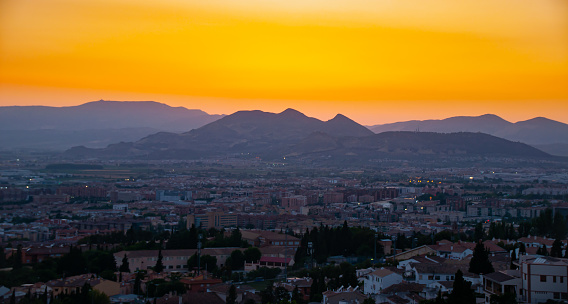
[0,157,567,304]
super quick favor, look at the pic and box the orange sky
[1,0,567,125]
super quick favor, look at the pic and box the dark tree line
[294,221,384,265]
[0,247,117,288]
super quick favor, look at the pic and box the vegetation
[469,242,494,274]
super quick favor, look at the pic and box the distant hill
[368,115,568,156]
[64,110,553,165]
[0,100,224,150]
[64,108,374,159]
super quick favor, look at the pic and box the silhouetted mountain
[63,110,553,164]
[368,115,568,155]
[0,100,223,150]
[369,114,510,134]
[65,109,374,159]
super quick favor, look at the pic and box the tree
[363,298,376,304]
[469,242,494,274]
[227,285,237,304]
[537,245,548,256]
[244,247,261,263]
[154,249,164,273]
[275,286,290,303]
[119,254,130,273]
[89,289,111,304]
[0,246,6,268]
[261,284,276,304]
[57,246,87,276]
[13,245,23,270]
[229,250,245,270]
[447,270,475,304]
[187,253,217,273]
[473,222,485,242]
[518,243,526,255]
[435,288,445,304]
[133,272,144,295]
[510,250,517,270]
[552,212,567,239]
[292,286,304,304]
[551,239,563,257]
[490,293,517,304]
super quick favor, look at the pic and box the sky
[1,0,567,125]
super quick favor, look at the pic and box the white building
[363,268,403,295]
[482,270,521,304]
[520,255,568,304]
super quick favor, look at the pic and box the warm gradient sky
[1,0,567,125]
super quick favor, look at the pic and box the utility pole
[197,234,202,275]
[308,241,313,269]
[284,228,288,280]
[392,235,397,261]
[374,233,377,264]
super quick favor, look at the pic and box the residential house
[363,268,403,295]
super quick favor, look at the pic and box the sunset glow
[1,0,567,124]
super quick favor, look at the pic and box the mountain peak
[329,113,351,122]
[279,108,306,117]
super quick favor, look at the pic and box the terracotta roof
[156,292,224,304]
[484,271,518,283]
[388,295,410,304]
[369,268,396,278]
[323,290,368,304]
[260,256,292,263]
[382,282,426,294]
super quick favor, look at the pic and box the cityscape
[1,0,567,303]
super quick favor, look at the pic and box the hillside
[0,100,223,150]
[368,115,568,156]
[63,110,554,165]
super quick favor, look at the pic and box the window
[541,275,547,282]
[435,276,440,280]
[562,277,564,283]
[554,293,560,299]
[554,276,557,283]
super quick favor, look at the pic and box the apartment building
[519,255,568,304]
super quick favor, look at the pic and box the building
[519,255,568,304]
[363,268,403,295]
[245,256,294,271]
[114,248,243,273]
[186,212,238,229]
[241,230,300,248]
[482,270,521,304]
[281,195,307,211]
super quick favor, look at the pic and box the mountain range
[368,114,568,156]
[2,101,567,160]
[0,100,223,150]
[63,108,556,165]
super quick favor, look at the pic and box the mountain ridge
[368,114,568,155]
[63,109,555,165]
[0,100,224,150]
